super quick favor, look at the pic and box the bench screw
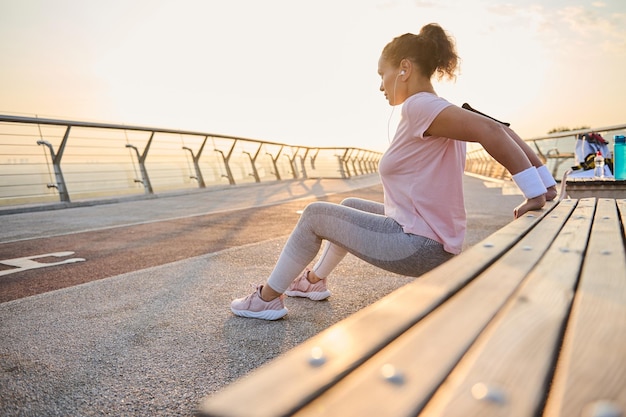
[381,364,405,385]
[483,243,494,248]
[601,249,612,255]
[583,400,622,417]
[308,347,326,367]
[522,246,532,251]
[471,382,506,404]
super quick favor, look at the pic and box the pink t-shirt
[378,92,466,254]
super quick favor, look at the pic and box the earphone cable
[387,74,401,143]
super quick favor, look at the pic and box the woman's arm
[426,105,548,217]
[427,105,532,174]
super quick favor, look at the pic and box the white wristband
[537,165,557,188]
[512,166,547,199]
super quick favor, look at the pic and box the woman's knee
[305,198,370,211]
[340,197,384,215]
[301,201,331,219]
[340,197,362,208]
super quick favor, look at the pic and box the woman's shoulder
[403,92,453,119]
[406,92,450,106]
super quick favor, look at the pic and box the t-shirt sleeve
[402,94,453,140]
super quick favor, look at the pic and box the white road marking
[0,251,86,276]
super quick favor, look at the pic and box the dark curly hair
[381,23,459,80]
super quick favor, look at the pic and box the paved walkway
[0,174,523,417]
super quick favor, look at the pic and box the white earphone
[389,70,405,143]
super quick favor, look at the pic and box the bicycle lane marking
[0,251,86,277]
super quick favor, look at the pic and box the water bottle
[594,151,605,178]
[614,135,626,180]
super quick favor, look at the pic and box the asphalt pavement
[0,174,523,417]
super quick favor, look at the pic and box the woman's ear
[399,59,410,77]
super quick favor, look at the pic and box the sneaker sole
[284,290,331,301]
[231,307,288,320]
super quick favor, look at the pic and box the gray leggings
[267,198,455,293]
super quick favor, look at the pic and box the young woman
[231,23,557,320]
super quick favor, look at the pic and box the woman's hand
[546,185,557,202]
[514,194,546,218]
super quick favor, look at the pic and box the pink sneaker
[231,285,288,320]
[285,270,331,301]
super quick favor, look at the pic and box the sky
[1,0,625,152]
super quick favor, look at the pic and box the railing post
[338,148,351,178]
[372,152,380,172]
[266,146,283,180]
[357,151,366,175]
[181,134,209,188]
[353,150,361,175]
[243,143,263,183]
[125,131,155,194]
[350,149,360,176]
[36,125,71,202]
[310,148,320,170]
[183,146,206,188]
[214,139,237,185]
[367,152,376,173]
[285,147,300,179]
[300,148,310,179]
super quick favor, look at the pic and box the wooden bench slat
[196,205,557,417]
[544,198,626,416]
[416,198,595,417]
[288,201,576,417]
[618,199,626,240]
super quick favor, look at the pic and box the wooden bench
[196,197,626,417]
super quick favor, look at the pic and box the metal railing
[464,123,626,181]
[0,115,382,207]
